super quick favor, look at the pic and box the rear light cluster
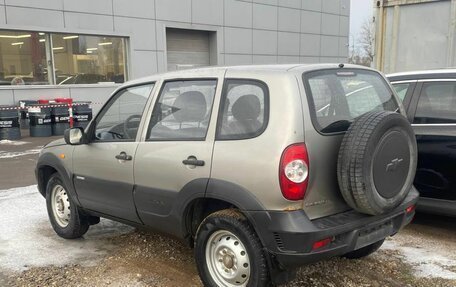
[279,143,309,201]
[406,204,416,214]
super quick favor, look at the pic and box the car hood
[43,138,66,149]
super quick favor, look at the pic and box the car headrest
[173,91,207,122]
[232,94,261,121]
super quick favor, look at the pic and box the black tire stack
[29,105,52,137]
[18,100,38,129]
[51,104,70,136]
[73,102,93,129]
[0,106,21,140]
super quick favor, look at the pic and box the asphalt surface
[0,130,61,189]
[0,134,455,286]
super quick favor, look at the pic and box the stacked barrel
[0,99,93,139]
[0,106,21,140]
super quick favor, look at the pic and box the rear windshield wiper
[321,119,352,133]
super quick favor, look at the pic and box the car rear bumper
[246,187,419,268]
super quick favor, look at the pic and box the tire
[343,239,385,259]
[46,173,90,239]
[194,209,269,287]
[337,111,417,215]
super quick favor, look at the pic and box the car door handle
[115,152,132,161]
[182,156,205,166]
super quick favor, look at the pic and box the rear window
[303,69,399,133]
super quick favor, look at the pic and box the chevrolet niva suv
[36,64,419,286]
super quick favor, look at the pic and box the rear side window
[216,79,268,140]
[303,69,398,133]
[414,82,456,124]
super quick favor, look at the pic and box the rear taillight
[279,143,309,201]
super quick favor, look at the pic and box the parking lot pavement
[0,186,133,272]
[0,132,61,189]
[1,184,455,287]
[1,138,456,287]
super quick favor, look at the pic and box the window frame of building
[0,29,129,86]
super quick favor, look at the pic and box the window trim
[411,80,456,125]
[87,81,155,143]
[302,68,399,136]
[215,78,270,141]
[390,80,417,121]
[145,78,219,142]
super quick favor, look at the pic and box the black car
[388,69,456,216]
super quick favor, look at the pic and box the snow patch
[0,148,41,159]
[383,239,456,280]
[0,140,30,146]
[0,185,134,272]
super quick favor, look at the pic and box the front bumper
[246,187,419,268]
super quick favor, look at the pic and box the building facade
[0,0,350,110]
[374,0,456,73]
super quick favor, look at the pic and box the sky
[350,0,374,51]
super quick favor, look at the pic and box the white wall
[0,0,350,106]
[375,0,456,73]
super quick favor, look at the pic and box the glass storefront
[0,30,127,86]
[52,34,126,85]
[0,31,48,85]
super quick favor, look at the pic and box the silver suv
[36,64,419,286]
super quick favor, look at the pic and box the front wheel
[46,173,89,239]
[194,209,269,287]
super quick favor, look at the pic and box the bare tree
[349,18,375,67]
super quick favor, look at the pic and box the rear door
[301,69,402,219]
[408,80,456,202]
[133,72,224,236]
[72,83,154,223]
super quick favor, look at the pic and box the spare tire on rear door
[337,111,417,215]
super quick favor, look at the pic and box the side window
[217,80,268,140]
[392,83,410,101]
[147,80,217,140]
[414,82,456,124]
[94,84,153,141]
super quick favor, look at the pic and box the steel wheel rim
[205,230,251,287]
[51,184,71,228]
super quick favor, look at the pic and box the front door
[134,77,221,235]
[73,83,155,223]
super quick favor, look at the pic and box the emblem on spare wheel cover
[385,158,403,172]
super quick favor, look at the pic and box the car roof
[122,63,376,88]
[387,68,456,82]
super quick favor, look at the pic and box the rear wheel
[46,173,89,239]
[195,209,269,287]
[343,239,385,259]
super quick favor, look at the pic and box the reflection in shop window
[0,31,49,85]
[52,34,126,85]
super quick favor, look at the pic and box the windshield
[303,69,399,133]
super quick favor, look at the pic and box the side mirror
[64,127,86,145]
